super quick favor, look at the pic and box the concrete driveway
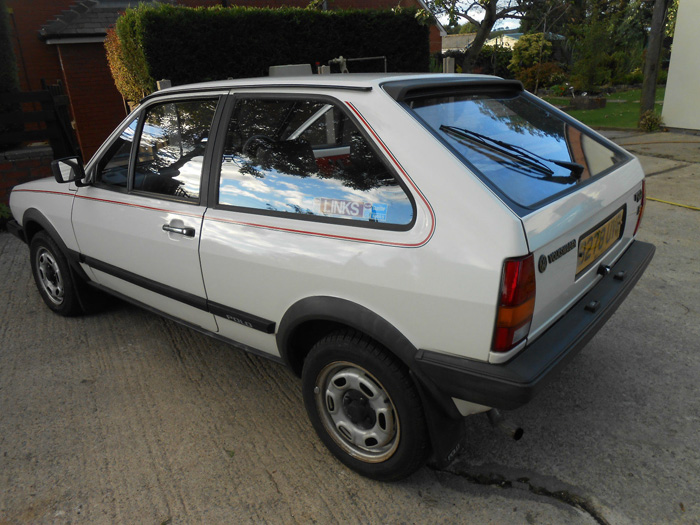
[1,132,698,524]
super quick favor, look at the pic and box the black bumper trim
[7,219,26,244]
[413,240,655,410]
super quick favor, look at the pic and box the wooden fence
[0,83,80,159]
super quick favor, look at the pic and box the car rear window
[406,90,629,211]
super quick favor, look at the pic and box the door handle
[162,224,196,237]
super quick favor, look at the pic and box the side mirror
[51,157,87,186]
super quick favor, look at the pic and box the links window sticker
[314,198,388,223]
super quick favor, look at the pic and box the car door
[72,95,223,332]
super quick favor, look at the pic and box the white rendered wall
[662,0,700,131]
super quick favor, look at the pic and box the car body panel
[71,186,218,331]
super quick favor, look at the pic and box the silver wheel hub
[315,362,399,463]
[36,247,64,305]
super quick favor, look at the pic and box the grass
[541,87,666,129]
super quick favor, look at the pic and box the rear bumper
[6,220,26,244]
[413,240,655,410]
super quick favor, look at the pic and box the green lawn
[541,88,665,129]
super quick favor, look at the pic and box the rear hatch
[385,76,645,345]
[522,156,643,341]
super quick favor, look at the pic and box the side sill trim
[87,281,283,365]
[81,254,276,334]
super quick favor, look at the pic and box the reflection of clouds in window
[177,156,204,197]
[219,159,413,225]
[219,97,414,226]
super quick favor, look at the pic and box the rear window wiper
[439,125,584,180]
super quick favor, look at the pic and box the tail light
[633,180,646,236]
[492,254,536,353]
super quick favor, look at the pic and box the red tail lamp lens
[493,254,536,353]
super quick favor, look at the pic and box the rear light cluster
[633,180,646,236]
[492,254,536,353]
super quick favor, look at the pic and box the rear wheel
[302,330,429,481]
[30,232,82,316]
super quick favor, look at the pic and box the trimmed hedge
[110,5,429,100]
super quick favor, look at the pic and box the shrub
[439,45,513,78]
[638,110,664,132]
[509,33,552,75]
[624,68,644,85]
[516,62,566,92]
[110,5,429,101]
[657,69,668,85]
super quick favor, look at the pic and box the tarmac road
[1,132,698,524]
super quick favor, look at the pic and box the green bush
[438,45,513,78]
[516,62,566,92]
[509,33,552,75]
[110,5,429,101]
[657,69,668,85]
[638,110,664,132]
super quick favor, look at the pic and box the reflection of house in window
[564,124,624,182]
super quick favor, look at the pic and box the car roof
[143,73,511,102]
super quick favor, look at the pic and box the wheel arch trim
[277,296,418,376]
[21,208,89,282]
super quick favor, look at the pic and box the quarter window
[218,97,414,227]
[95,119,138,188]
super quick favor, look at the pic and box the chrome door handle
[162,224,196,237]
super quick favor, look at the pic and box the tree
[427,0,530,71]
[640,0,670,117]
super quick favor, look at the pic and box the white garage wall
[662,0,700,131]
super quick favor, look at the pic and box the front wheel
[302,330,429,481]
[30,231,82,316]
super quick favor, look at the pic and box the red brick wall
[7,0,75,91]
[57,43,127,160]
[0,147,53,206]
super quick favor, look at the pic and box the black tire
[302,330,429,481]
[29,231,83,316]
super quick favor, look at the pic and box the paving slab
[0,233,600,524]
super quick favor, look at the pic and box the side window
[133,99,217,201]
[218,98,414,227]
[95,118,138,188]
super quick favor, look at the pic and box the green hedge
[110,5,429,100]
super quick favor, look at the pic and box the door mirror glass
[51,156,86,185]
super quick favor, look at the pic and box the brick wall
[7,0,75,91]
[57,43,128,160]
[0,147,53,206]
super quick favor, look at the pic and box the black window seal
[207,91,418,232]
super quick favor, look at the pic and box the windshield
[408,91,628,209]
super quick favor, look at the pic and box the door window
[94,98,217,201]
[133,100,217,201]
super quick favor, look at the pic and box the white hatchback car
[9,73,654,480]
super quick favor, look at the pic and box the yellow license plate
[576,208,625,276]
